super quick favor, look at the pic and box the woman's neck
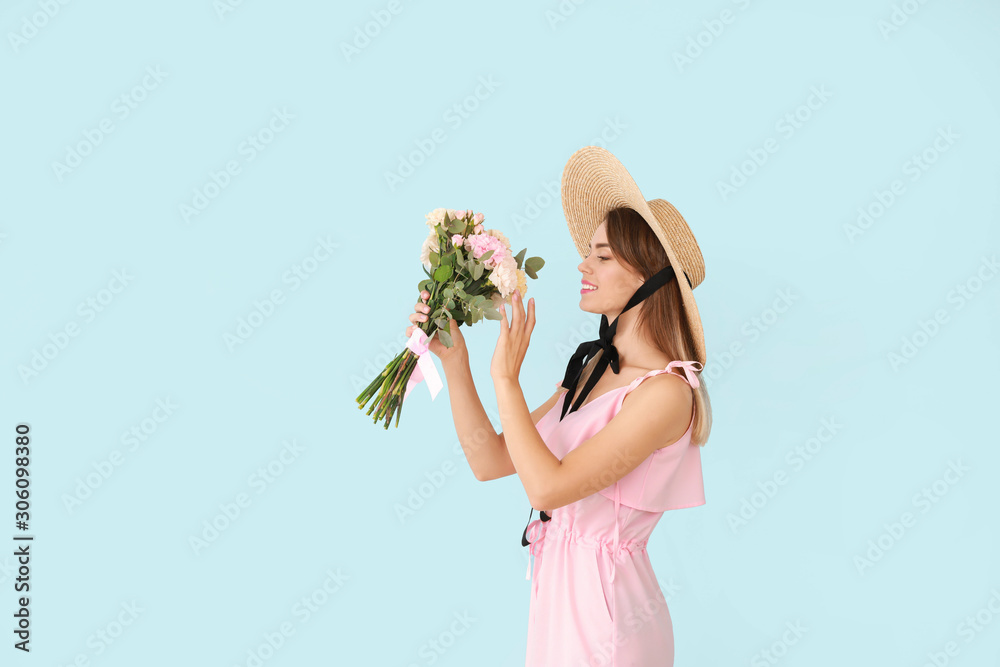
[601,306,669,371]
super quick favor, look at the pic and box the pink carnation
[451,234,464,247]
[473,212,485,224]
[464,233,508,268]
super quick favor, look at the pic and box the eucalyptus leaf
[525,256,545,271]
[524,256,545,280]
[433,264,453,281]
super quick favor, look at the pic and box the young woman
[405,146,712,666]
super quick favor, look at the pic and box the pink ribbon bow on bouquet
[404,328,443,400]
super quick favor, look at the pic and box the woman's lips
[580,285,597,294]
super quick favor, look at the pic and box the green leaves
[512,247,545,279]
[437,327,453,348]
[415,219,547,349]
[523,256,545,279]
[433,264,453,282]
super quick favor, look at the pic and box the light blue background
[2,0,999,665]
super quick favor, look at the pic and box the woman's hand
[491,291,534,383]
[406,289,468,367]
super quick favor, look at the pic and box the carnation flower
[484,228,511,250]
[420,231,440,271]
[464,233,509,268]
[488,255,520,297]
[425,208,448,230]
[358,204,546,430]
[515,269,528,298]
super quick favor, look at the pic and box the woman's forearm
[441,355,506,481]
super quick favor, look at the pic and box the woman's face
[577,222,643,315]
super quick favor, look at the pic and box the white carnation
[425,208,448,230]
[488,255,519,297]
[420,231,440,271]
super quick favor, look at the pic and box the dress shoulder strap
[626,360,704,393]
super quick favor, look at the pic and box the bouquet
[357,208,545,429]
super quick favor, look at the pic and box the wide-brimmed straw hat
[560,145,707,366]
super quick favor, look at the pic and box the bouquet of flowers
[357,208,545,429]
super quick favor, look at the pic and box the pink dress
[523,360,706,667]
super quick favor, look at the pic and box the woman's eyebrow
[590,242,610,249]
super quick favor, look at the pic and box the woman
[405,146,712,666]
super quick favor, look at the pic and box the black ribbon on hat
[521,263,692,550]
[557,264,692,422]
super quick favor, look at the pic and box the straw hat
[560,145,707,366]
